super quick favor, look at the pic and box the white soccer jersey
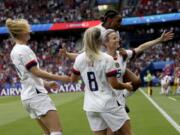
[161,75,171,85]
[10,44,47,100]
[113,50,135,105]
[114,50,135,82]
[72,52,120,112]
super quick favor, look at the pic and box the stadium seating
[0,0,99,26]
[122,0,180,17]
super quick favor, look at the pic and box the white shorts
[22,94,56,119]
[86,107,130,132]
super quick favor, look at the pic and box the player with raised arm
[101,28,173,134]
[60,29,174,99]
[60,28,173,135]
[7,18,69,135]
[60,9,174,93]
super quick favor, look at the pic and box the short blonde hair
[5,18,31,38]
[83,27,102,61]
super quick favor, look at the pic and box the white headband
[101,29,116,43]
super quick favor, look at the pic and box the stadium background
[0,0,180,135]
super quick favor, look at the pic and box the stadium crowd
[122,0,180,17]
[0,0,99,26]
[0,0,179,26]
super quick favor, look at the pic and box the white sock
[50,131,62,135]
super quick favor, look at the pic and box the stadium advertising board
[49,20,100,30]
[0,82,84,96]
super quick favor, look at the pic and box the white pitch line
[140,89,180,133]
[168,97,177,101]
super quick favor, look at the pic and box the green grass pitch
[0,87,179,135]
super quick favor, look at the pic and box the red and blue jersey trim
[72,68,80,75]
[25,60,37,70]
[106,70,117,77]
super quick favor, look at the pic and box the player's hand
[119,48,127,56]
[48,81,59,89]
[124,82,133,91]
[59,48,67,57]
[160,31,174,42]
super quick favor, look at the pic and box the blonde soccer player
[61,27,134,135]
[6,18,69,135]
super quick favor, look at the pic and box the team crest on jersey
[115,62,120,68]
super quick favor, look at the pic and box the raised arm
[134,31,174,55]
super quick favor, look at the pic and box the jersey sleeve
[19,47,38,70]
[105,56,117,77]
[126,49,136,60]
[72,55,81,75]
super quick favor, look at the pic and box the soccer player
[7,18,69,135]
[64,27,134,135]
[160,64,174,95]
[101,28,173,134]
[160,74,171,96]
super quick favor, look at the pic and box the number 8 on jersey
[87,72,98,91]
